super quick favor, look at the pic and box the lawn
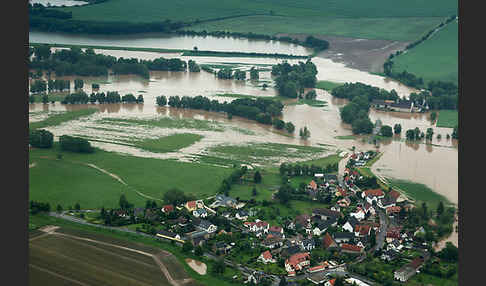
[29,143,233,209]
[387,179,451,209]
[135,133,204,153]
[29,108,98,130]
[392,20,458,84]
[436,110,458,128]
[57,0,456,41]
[316,80,345,91]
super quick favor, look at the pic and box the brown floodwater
[29,46,457,209]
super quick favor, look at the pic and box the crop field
[392,21,458,84]
[29,108,98,130]
[57,0,456,41]
[29,144,233,209]
[387,178,451,209]
[436,110,458,128]
[29,234,171,286]
[97,117,225,132]
[135,133,204,153]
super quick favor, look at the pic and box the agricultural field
[135,133,204,153]
[436,110,458,128]
[387,179,452,209]
[29,108,98,130]
[29,144,233,209]
[57,0,457,41]
[316,80,344,92]
[391,21,458,84]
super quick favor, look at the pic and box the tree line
[333,82,399,134]
[272,60,318,98]
[279,162,339,177]
[156,95,296,133]
[408,81,458,110]
[59,135,94,153]
[29,45,200,79]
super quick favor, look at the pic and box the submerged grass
[436,110,458,128]
[135,133,204,153]
[316,80,344,91]
[29,108,98,130]
[97,117,225,132]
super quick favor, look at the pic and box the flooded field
[30,0,88,6]
[29,42,457,209]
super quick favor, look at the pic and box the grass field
[135,133,204,153]
[30,92,69,102]
[436,110,458,128]
[57,0,456,41]
[29,143,233,209]
[392,20,458,84]
[334,135,356,140]
[387,179,451,209]
[287,98,328,107]
[29,108,98,130]
[316,81,345,91]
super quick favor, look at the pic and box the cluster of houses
[99,150,431,284]
[371,99,429,113]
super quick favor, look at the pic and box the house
[345,278,370,286]
[386,206,401,216]
[261,236,284,249]
[378,195,396,209]
[381,249,399,262]
[133,207,144,218]
[333,232,355,244]
[337,197,351,208]
[194,219,217,233]
[235,210,248,220]
[307,272,329,284]
[335,187,348,197]
[210,194,240,209]
[340,243,364,254]
[354,225,372,237]
[350,207,366,221]
[213,241,231,255]
[258,250,276,264]
[222,212,231,219]
[390,100,414,113]
[343,217,359,233]
[322,233,338,249]
[244,220,269,233]
[308,180,318,191]
[313,217,338,236]
[363,203,376,216]
[156,230,183,242]
[294,214,311,229]
[330,205,341,212]
[307,264,326,273]
[371,99,395,109]
[389,190,402,202]
[281,245,302,259]
[386,226,402,243]
[269,226,284,237]
[324,174,338,183]
[324,278,336,286]
[161,205,174,213]
[362,189,385,204]
[394,257,424,282]
[285,252,311,273]
[185,201,198,212]
[312,208,341,221]
[300,238,316,251]
[193,208,208,218]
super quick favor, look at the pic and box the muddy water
[30,0,88,6]
[28,47,456,209]
[29,31,312,55]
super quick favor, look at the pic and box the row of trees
[216,68,246,80]
[156,95,295,133]
[272,60,318,98]
[29,201,51,214]
[29,129,54,148]
[219,166,248,195]
[29,46,202,79]
[279,162,339,177]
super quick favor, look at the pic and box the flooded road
[28,40,456,209]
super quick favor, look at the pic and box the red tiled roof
[309,180,317,190]
[256,221,269,228]
[389,190,401,200]
[269,226,282,233]
[286,252,310,268]
[364,189,384,197]
[186,201,197,208]
[162,205,174,212]
[323,233,336,248]
[308,264,325,272]
[386,206,401,214]
[261,250,272,260]
[328,278,336,286]
[341,243,363,252]
[355,225,371,236]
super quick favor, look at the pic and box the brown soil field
[276,33,410,73]
[29,232,171,286]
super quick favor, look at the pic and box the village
[63,150,454,286]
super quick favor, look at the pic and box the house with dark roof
[194,219,217,233]
[300,238,316,251]
[394,257,424,282]
[312,208,341,221]
[343,217,360,233]
[378,195,396,209]
[235,210,249,220]
[261,236,284,249]
[381,249,399,262]
[333,232,355,244]
[213,241,231,255]
[313,217,338,236]
[281,245,302,259]
[193,208,208,218]
[390,100,414,113]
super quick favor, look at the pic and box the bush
[59,135,94,153]
[29,129,53,148]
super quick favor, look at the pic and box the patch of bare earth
[29,162,37,168]
[185,258,207,275]
[276,33,410,73]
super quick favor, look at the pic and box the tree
[305,90,317,100]
[252,186,258,196]
[74,78,84,90]
[451,125,458,139]
[29,95,35,103]
[156,95,167,106]
[56,204,63,213]
[42,93,48,104]
[195,245,204,256]
[212,258,226,274]
[119,194,132,210]
[182,242,194,253]
[285,122,295,133]
[254,171,262,183]
[137,94,144,103]
[59,135,94,153]
[29,129,54,148]
[437,201,444,217]
[426,128,434,141]
[394,123,402,134]
[299,126,311,139]
[75,202,80,211]
[250,67,259,80]
[430,111,437,122]
[380,125,393,137]
[279,276,287,286]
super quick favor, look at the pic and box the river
[28,32,458,246]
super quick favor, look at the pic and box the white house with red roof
[258,250,276,264]
[362,189,385,204]
[350,207,366,221]
[185,201,198,212]
[161,205,174,213]
[285,252,311,273]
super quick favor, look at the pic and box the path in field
[29,264,90,286]
[42,229,192,286]
[29,162,36,168]
[84,163,164,202]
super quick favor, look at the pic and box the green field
[436,110,458,128]
[316,81,345,91]
[334,135,356,140]
[29,144,233,209]
[97,117,225,132]
[29,108,98,130]
[287,98,328,107]
[29,92,69,103]
[387,179,451,209]
[57,0,456,41]
[392,21,458,84]
[136,133,204,153]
